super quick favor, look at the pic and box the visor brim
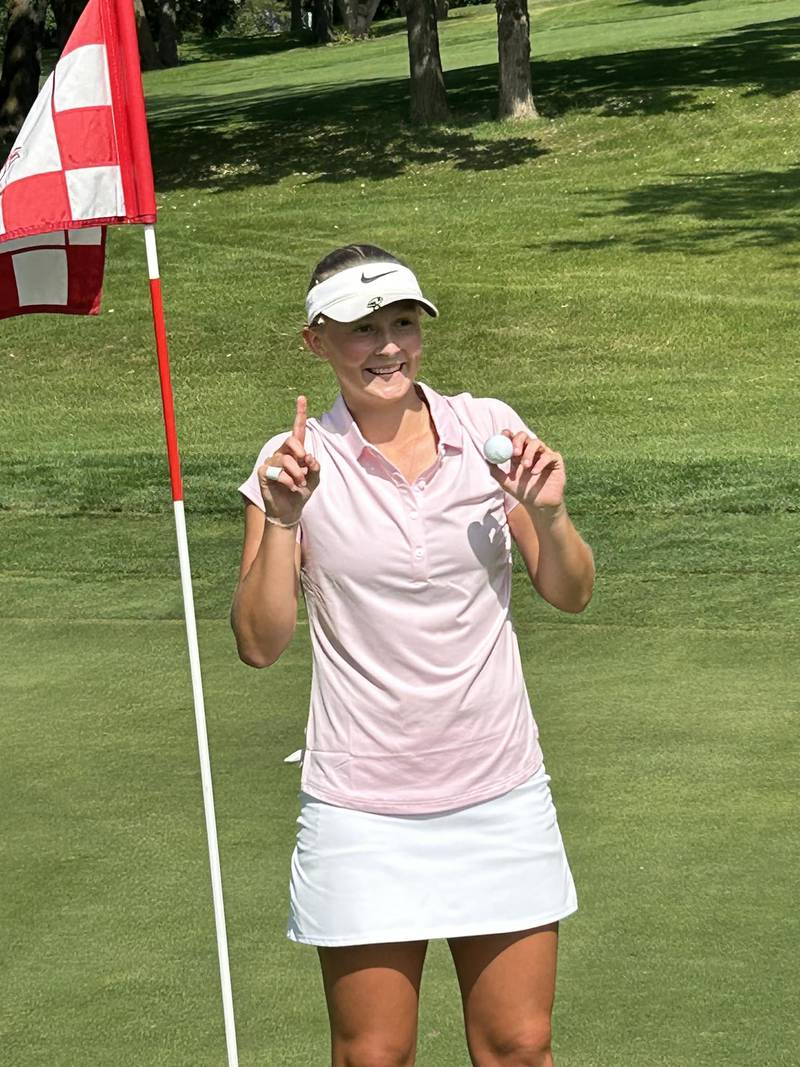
[312,294,439,324]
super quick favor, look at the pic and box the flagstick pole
[143,223,239,1067]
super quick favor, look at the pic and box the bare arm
[230,396,320,667]
[507,501,594,613]
[231,504,303,667]
[492,427,594,613]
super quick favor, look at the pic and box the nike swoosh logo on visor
[361,270,398,283]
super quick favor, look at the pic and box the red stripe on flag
[67,238,106,312]
[102,0,157,224]
[0,248,20,315]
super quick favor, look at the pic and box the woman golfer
[232,244,594,1067]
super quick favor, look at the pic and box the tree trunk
[51,0,84,52]
[158,0,179,67]
[0,0,47,143]
[133,0,163,70]
[405,0,449,124]
[291,0,303,33]
[312,0,336,42]
[496,0,537,119]
[435,0,448,20]
[335,0,381,37]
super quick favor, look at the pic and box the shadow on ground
[623,0,706,8]
[177,18,410,63]
[177,30,324,63]
[534,14,800,117]
[149,75,548,191]
[147,15,800,192]
[543,165,800,258]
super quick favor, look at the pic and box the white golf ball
[483,434,514,464]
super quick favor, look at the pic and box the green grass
[2,1,799,1063]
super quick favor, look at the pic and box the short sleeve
[483,398,537,515]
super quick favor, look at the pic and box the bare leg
[318,939,429,1067]
[448,922,559,1067]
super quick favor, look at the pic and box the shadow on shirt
[467,511,508,607]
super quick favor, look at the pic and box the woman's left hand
[488,430,566,512]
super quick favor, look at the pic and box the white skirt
[286,763,578,947]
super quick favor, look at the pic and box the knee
[336,1037,416,1067]
[484,1020,552,1066]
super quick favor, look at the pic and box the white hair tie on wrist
[264,514,299,529]
[265,465,282,482]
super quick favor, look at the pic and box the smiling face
[303,300,423,410]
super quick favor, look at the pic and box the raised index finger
[293,395,308,445]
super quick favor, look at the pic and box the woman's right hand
[257,396,320,526]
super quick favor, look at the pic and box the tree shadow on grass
[622,0,706,7]
[530,15,800,118]
[545,166,800,258]
[147,15,799,192]
[177,32,315,63]
[148,75,548,192]
[176,18,410,65]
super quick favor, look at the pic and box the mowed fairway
[1,0,798,1063]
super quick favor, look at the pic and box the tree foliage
[50,0,82,50]
[0,0,47,142]
[169,0,241,36]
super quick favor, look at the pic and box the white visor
[306,262,439,324]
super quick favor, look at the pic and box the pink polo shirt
[238,381,544,814]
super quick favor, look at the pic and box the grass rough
[2,2,798,1064]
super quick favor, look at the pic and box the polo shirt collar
[322,381,463,461]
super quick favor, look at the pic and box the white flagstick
[143,224,239,1067]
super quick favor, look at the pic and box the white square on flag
[0,231,66,253]
[2,76,62,188]
[67,226,103,245]
[13,248,69,306]
[66,165,124,220]
[54,45,112,111]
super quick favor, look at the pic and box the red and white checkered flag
[0,0,156,318]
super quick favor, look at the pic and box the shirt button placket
[410,479,427,576]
